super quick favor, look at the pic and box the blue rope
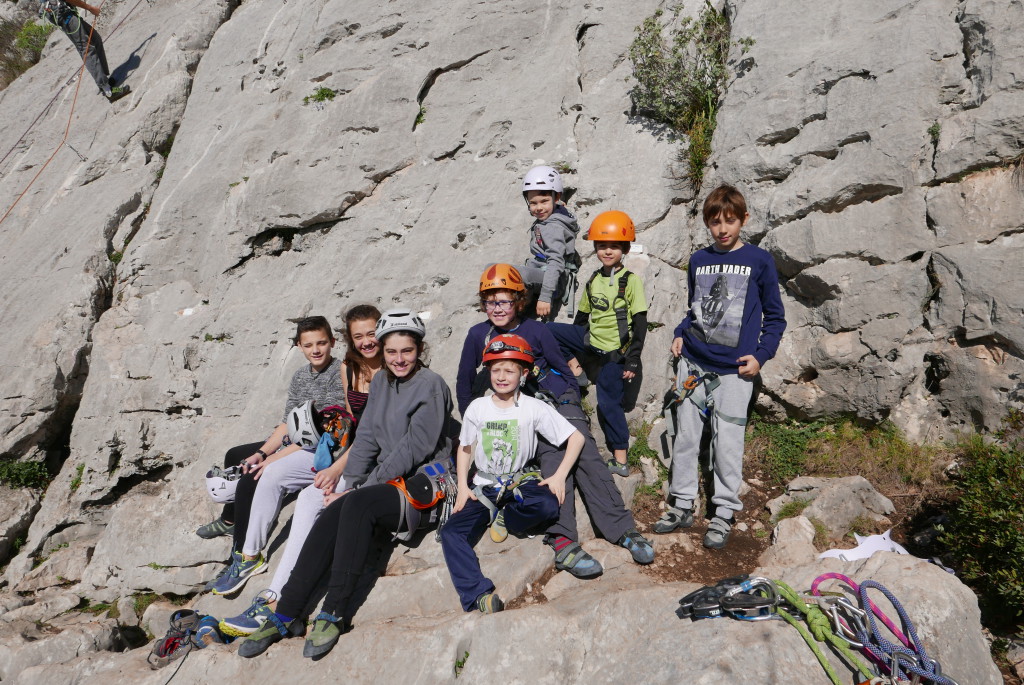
[854,580,959,685]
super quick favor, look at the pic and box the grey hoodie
[522,205,580,303]
[343,366,454,488]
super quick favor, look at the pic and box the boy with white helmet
[519,165,582,321]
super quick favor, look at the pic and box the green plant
[751,419,822,484]
[552,161,575,175]
[754,528,768,539]
[108,250,123,264]
[303,87,338,105]
[80,601,113,616]
[0,460,50,489]
[773,497,811,522]
[940,433,1024,624]
[628,2,753,191]
[415,105,427,126]
[646,321,665,331]
[0,18,52,89]
[147,562,166,570]
[204,332,232,342]
[809,516,830,549]
[69,463,85,491]
[132,592,160,617]
[627,420,659,468]
[454,650,469,678]
[15,20,53,57]
[846,515,880,538]
[581,396,595,419]
[927,122,941,142]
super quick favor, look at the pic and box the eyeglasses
[483,300,516,311]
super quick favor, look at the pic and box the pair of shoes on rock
[220,588,277,637]
[652,506,694,534]
[546,536,603,579]
[237,612,305,658]
[616,529,655,564]
[476,592,504,614]
[606,459,630,477]
[208,550,267,596]
[196,517,234,539]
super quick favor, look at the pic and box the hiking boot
[210,551,267,596]
[489,509,508,543]
[476,592,504,614]
[617,529,655,564]
[196,518,234,539]
[652,506,694,534]
[303,611,348,658]
[237,613,304,658]
[547,536,603,579]
[606,459,629,477]
[703,516,733,550]
[219,589,277,637]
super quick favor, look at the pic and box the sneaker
[303,611,347,658]
[606,459,629,477]
[219,589,277,637]
[196,518,234,539]
[237,613,304,658]
[652,506,694,534]
[210,551,267,596]
[546,536,603,579]
[703,516,733,550]
[618,529,655,564]
[476,592,504,614]
[489,509,508,543]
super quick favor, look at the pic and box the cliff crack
[413,51,490,130]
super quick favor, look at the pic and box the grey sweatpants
[242,450,316,558]
[668,369,753,520]
[264,477,344,595]
[537,400,634,543]
[63,15,111,93]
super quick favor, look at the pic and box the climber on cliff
[39,0,130,101]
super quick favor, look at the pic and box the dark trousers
[220,442,261,529]
[276,482,404,621]
[63,15,111,92]
[537,400,634,543]
[440,481,559,611]
[548,323,630,451]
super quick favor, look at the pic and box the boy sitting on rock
[654,184,786,549]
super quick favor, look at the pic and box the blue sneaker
[209,551,267,596]
[618,529,655,564]
[219,589,277,637]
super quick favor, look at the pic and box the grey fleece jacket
[281,357,343,422]
[523,206,580,303]
[342,366,454,488]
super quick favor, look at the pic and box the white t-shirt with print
[459,394,575,486]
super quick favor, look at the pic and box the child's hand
[671,337,683,357]
[539,474,567,504]
[622,369,635,380]
[737,355,761,378]
[314,470,338,494]
[536,300,551,318]
[453,484,477,514]
[242,453,264,473]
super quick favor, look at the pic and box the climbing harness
[583,266,634,352]
[661,357,749,442]
[528,224,583,318]
[388,456,458,542]
[471,467,543,525]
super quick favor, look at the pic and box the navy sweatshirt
[673,244,786,375]
[456,318,579,416]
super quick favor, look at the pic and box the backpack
[147,610,231,669]
[312,404,356,472]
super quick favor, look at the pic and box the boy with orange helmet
[442,334,584,613]
[549,211,648,475]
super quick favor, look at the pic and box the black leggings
[276,475,430,620]
[220,442,261,526]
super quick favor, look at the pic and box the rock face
[0,0,1019,680]
[766,475,895,538]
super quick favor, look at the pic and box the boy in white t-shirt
[440,334,584,614]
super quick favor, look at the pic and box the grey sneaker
[606,459,629,477]
[703,516,733,549]
[652,506,694,534]
[196,518,234,539]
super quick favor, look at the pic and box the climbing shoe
[617,529,655,564]
[210,551,267,596]
[489,509,508,543]
[476,592,504,614]
[606,459,629,477]
[106,84,131,102]
[652,506,694,534]
[196,517,234,539]
[303,611,347,658]
[547,536,603,579]
[219,589,277,637]
[704,516,733,550]
[237,613,304,658]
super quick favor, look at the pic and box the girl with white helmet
[237,307,455,659]
[518,165,582,321]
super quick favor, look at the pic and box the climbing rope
[0,0,151,227]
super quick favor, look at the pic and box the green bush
[628,2,752,191]
[0,18,53,90]
[751,418,822,484]
[0,460,50,489]
[15,20,53,58]
[940,433,1024,623]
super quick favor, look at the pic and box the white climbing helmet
[521,165,563,196]
[375,308,426,341]
[205,465,244,504]
[287,399,323,449]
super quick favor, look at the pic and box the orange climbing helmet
[586,210,636,242]
[482,334,535,366]
[479,263,526,293]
